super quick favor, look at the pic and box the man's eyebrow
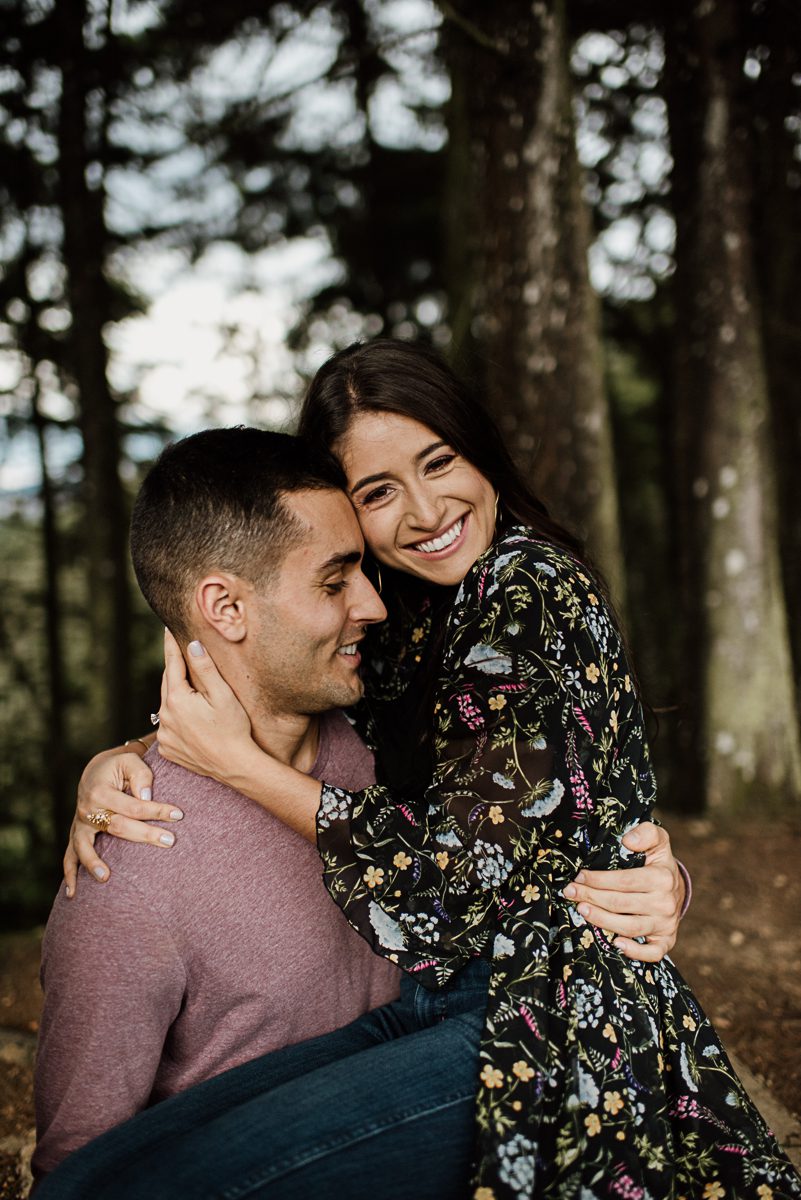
[317,550,362,574]
[349,441,448,495]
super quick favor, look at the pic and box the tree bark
[441,0,625,600]
[665,0,801,810]
[56,0,132,743]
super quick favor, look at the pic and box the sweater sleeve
[33,873,186,1178]
[316,536,652,984]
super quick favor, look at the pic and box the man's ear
[193,574,249,643]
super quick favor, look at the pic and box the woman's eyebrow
[349,442,448,495]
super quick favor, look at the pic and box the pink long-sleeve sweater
[33,710,401,1177]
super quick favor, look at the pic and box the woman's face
[337,411,497,586]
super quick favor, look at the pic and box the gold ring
[85,808,113,833]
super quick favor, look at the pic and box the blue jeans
[37,959,490,1199]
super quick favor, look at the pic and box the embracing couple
[34,340,800,1199]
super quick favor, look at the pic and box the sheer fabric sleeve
[316,535,638,983]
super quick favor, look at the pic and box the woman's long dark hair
[298,337,584,562]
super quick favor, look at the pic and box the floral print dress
[316,527,801,1200]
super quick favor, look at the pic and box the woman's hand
[562,821,686,963]
[157,630,253,779]
[65,745,183,896]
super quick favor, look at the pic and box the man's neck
[249,709,321,775]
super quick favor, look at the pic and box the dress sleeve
[317,538,643,983]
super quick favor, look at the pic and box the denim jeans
[37,958,490,1199]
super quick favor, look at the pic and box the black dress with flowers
[316,527,801,1200]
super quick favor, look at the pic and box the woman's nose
[405,485,444,530]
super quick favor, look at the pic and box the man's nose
[350,571,387,625]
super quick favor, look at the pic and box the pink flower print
[572,704,594,738]
[456,691,485,731]
[611,1174,644,1200]
[518,1003,544,1039]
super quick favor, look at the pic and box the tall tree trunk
[441,0,625,600]
[56,0,132,744]
[665,0,801,810]
[752,12,801,703]
[31,385,73,846]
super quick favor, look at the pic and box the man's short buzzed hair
[130,427,345,642]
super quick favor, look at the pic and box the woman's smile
[337,412,497,586]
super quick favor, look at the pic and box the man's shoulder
[314,709,375,791]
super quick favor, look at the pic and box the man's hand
[562,822,686,963]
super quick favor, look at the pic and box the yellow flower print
[702,1184,724,1200]
[512,1100,522,1111]
[475,1189,496,1200]
[488,694,507,711]
[588,592,599,605]
[584,1113,601,1137]
[436,851,450,870]
[657,1052,664,1072]
[488,805,505,824]
[480,1064,505,1089]
[512,1060,535,1081]
[609,711,619,735]
[602,1022,617,1043]
[522,883,541,903]
[645,969,654,985]
[757,1187,774,1199]
[585,662,600,683]
[624,673,632,692]
[683,1014,697,1031]
[411,626,425,643]
[393,852,412,870]
[603,1091,624,1115]
[580,927,594,949]
[577,572,589,584]
[616,1130,626,1141]
[563,964,573,981]
[363,866,384,889]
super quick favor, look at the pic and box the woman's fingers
[72,821,112,883]
[163,627,190,697]
[615,936,671,963]
[63,825,80,897]
[95,812,177,848]
[79,786,181,826]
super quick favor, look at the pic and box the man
[34,427,400,1177]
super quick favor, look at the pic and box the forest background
[1,0,800,929]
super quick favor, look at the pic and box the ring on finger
[85,808,114,834]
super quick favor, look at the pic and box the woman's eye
[323,581,347,595]
[425,454,456,473]
[361,484,391,505]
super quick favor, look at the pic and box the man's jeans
[36,958,490,1199]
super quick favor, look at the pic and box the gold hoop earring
[376,565,383,595]
[493,492,500,527]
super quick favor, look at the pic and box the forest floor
[1,812,799,1197]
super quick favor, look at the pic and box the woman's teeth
[415,518,464,554]
[338,643,358,656]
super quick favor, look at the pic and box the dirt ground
[1,812,799,1197]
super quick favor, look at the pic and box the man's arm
[33,874,185,1178]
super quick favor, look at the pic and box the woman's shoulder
[462,525,597,607]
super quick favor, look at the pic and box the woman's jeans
[37,958,490,1199]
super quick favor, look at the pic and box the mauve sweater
[34,710,401,1177]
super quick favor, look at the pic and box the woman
[58,339,798,1199]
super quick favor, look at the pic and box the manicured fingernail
[140,787,152,802]
[188,641,205,657]
[65,884,73,898]
[562,884,577,899]
[575,871,586,883]
[170,808,183,820]
[94,867,107,880]
[578,903,590,917]
[160,832,175,846]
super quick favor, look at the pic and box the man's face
[245,488,387,715]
